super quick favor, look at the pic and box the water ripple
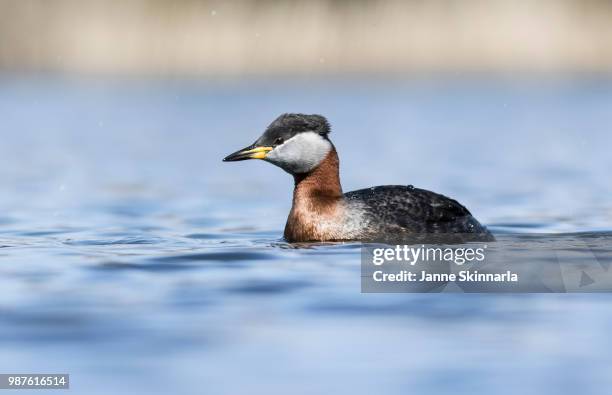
[151,250,278,262]
[225,279,312,295]
[64,237,163,246]
[91,261,197,272]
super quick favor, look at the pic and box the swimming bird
[223,114,493,243]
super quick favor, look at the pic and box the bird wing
[344,185,480,234]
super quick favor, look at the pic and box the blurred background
[1,1,612,395]
[2,0,612,76]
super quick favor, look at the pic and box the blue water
[1,77,612,394]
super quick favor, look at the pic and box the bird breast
[284,198,367,242]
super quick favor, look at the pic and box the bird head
[223,113,333,175]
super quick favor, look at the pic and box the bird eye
[274,137,284,146]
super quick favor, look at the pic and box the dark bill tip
[223,152,250,162]
[223,146,253,162]
[223,145,272,162]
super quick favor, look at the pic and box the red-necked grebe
[223,113,493,243]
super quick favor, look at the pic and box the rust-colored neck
[284,148,344,242]
[292,148,343,205]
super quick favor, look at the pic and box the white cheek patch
[265,132,332,174]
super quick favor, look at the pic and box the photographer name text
[369,245,519,283]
